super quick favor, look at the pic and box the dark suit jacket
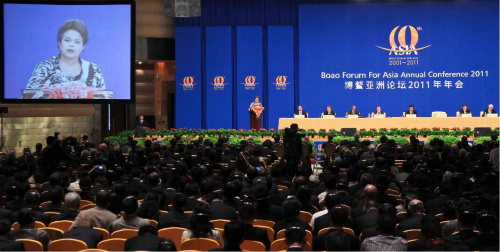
[458,108,471,114]
[0,237,24,251]
[372,111,385,115]
[424,196,451,215]
[322,110,336,116]
[346,110,361,116]
[137,120,148,128]
[408,239,445,251]
[208,201,238,220]
[398,214,424,231]
[287,247,303,251]
[185,197,205,211]
[53,210,79,222]
[255,203,282,222]
[61,226,102,248]
[443,229,477,251]
[158,210,191,229]
[0,208,12,222]
[354,209,378,235]
[404,110,418,116]
[313,213,330,236]
[312,228,360,251]
[294,111,308,118]
[474,233,499,251]
[482,109,497,116]
[124,233,164,251]
[243,224,270,250]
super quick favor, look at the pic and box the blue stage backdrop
[299,1,499,118]
[236,26,263,129]
[175,27,202,129]
[268,26,295,130]
[205,27,233,129]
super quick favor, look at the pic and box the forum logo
[273,75,289,90]
[242,76,258,90]
[376,25,431,55]
[180,76,196,90]
[211,76,227,90]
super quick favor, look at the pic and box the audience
[0,131,497,251]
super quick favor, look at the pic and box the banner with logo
[175,27,202,129]
[206,27,233,129]
[236,26,263,129]
[299,1,499,117]
[267,26,294,130]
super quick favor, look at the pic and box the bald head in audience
[363,185,377,201]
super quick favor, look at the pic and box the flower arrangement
[40,82,102,99]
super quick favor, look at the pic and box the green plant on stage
[331,136,354,145]
[493,128,499,136]
[425,136,460,147]
[475,136,492,145]
[373,136,409,146]
[461,127,473,136]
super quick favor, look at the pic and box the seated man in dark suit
[7,208,50,251]
[345,105,361,117]
[398,199,425,231]
[0,220,24,251]
[372,105,385,117]
[19,190,49,226]
[404,104,418,117]
[312,205,360,251]
[285,226,307,251]
[40,186,67,213]
[408,216,444,251]
[184,182,206,211]
[325,230,352,251]
[482,104,497,116]
[159,193,191,229]
[61,225,103,248]
[273,198,312,236]
[294,105,307,118]
[208,194,238,220]
[322,105,336,117]
[474,212,499,251]
[124,225,164,251]
[360,203,406,242]
[238,201,270,250]
[54,192,80,221]
[354,200,378,235]
[458,104,471,115]
[443,206,478,251]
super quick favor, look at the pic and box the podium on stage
[250,106,264,130]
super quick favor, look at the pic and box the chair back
[97,238,126,251]
[240,240,265,251]
[16,239,43,251]
[79,200,94,209]
[158,227,187,250]
[180,238,220,251]
[341,204,352,217]
[93,227,110,240]
[253,225,275,243]
[39,227,63,240]
[210,219,230,230]
[11,221,46,230]
[110,229,138,239]
[49,220,73,232]
[270,238,311,251]
[146,219,158,228]
[79,204,96,211]
[48,238,88,251]
[404,229,422,240]
[44,211,61,222]
[298,211,313,223]
[252,219,275,229]
[39,201,52,208]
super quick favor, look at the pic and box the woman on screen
[26,19,105,98]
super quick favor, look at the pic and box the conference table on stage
[278,117,500,131]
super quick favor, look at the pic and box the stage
[278,117,499,132]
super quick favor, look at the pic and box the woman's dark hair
[189,205,213,238]
[58,19,88,45]
[325,230,351,251]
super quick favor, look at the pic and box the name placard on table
[486,113,498,118]
[347,115,359,119]
[405,114,417,118]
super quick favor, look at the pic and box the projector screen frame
[0,0,136,104]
